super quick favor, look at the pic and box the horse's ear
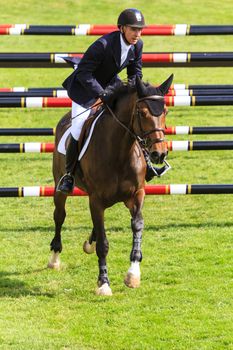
[136,75,147,97]
[158,74,174,95]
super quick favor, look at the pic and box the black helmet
[117,8,146,29]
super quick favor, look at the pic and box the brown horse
[48,75,173,296]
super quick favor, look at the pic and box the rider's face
[122,26,142,45]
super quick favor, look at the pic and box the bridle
[105,94,171,177]
[135,95,167,148]
[106,94,167,145]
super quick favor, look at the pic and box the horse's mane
[109,80,164,115]
[110,80,163,101]
[111,81,135,99]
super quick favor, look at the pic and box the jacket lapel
[120,46,135,70]
[111,32,121,69]
[110,32,136,71]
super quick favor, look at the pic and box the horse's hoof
[96,283,112,296]
[47,252,61,270]
[83,240,96,254]
[124,273,140,288]
[47,261,61,270]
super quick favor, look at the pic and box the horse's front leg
[124,189,145,288]
[89,197,112,296]
[48,191,67,269]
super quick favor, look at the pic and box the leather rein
[106,94,166,149]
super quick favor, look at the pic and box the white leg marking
[96,283,112,296]
[47,252,61,270]
[124,261,141,288]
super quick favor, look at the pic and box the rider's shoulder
[97,31,120,48]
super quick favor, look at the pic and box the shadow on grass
[0,221,233,236]
[144,220,233,231]
[0,225,91,234]
[0,270,54,298]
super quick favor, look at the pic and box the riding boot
[145,164,159,182]
[143,149,163,182]
[57,135,79,194]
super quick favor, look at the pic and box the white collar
[120,33,132,52]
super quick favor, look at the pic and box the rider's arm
[75,39,106,98]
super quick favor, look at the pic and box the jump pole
[0,96,233,107]
[0,52,233,68]
[1,89,233,98]
[1,184,233,197]
[1,141,233,153]
[1,126,233,136]
[0,24,232,36]
[1,84,233,92]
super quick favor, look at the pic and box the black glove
[127,77,136,88]
[99,87,115,107]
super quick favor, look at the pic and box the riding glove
[99,87,115,107]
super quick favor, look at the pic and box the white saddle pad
[57,109,104,161]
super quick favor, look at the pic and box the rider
[57,8,158,194]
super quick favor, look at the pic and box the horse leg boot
[124,212,143,288]
[125,191,144,288]
[89,198,112,296]
[57,135,79,194]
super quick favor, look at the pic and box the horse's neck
[113,92,136,130]
[104,94,137,155]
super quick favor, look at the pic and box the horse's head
[133,75,173,164]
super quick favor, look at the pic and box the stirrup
[56,173,75,194]
[146,160,171,182]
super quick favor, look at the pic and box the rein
[105,94,171,177]
[105,94,166,147]
[105,104,138,141]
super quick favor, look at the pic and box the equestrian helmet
[117,8,146,29]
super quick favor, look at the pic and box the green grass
[0,1,233,349]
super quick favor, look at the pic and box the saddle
[57,100,104,157]
[78,101,104,155]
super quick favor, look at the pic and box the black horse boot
[57,135,79,194]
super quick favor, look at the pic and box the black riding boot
[143,149,164,182]
[57,136,79,194]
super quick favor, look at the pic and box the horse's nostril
[150,151,167,164]
[150,152,160,164]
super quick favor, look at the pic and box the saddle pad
[57,109,104,161]
[57,127,71,155]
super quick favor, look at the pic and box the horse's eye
[141,108,149,117]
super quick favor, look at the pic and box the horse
[48,74,173,296]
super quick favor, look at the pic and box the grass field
[0,1,233,349]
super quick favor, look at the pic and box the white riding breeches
[70,101,91,140]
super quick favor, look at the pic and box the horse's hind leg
[89,197,112,296]
[48,191,67,269]
[124,189,145,288]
